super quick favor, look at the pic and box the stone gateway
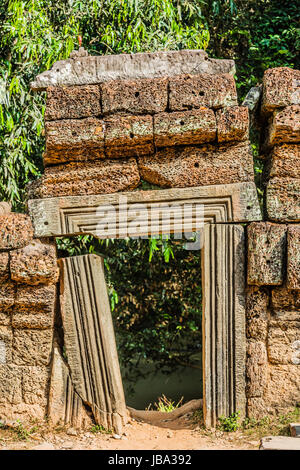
[0,49,299,432]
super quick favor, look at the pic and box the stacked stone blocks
[29,62,252,199]
[246,67,300,419]
[0,203,58,422]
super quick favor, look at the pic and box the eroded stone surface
[262,68,300,114]
[0,326,12,364]
[13,329,53,366]
[267,322,300,364]
[271,288,300,311]
[28,159,140,198]
[139,142,254,187]
[247,397,268,419]
[265,105,300,148]
[0,311,11,326]
[153,108,216,147]
[0,214,33,250]
[0,253,9,283]
[246,341,268,397]
[44,118,105,165]
[104,115,153,158]
[31,50,236,90]
[271,310,300,322]
[45,85,101,121]
[10,240,58,286]
[48,345,92,428]
[268,144,300,179]
[247,222,286,286]
[0,202,11,215]
[0,365,22,404]
[216,106,249,142]
[15,284,56,313]
[267,178,300,222]
[169,73,237,111]
[246,286,269,341]
[102,77,168,115]
[287,225,300,289]
[265,365,300,412]
[0,365,48,420]
[0,282,16,310]
[12,313,54,330]
[22,366,50,406]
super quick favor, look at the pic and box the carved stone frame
[29,182,261,427]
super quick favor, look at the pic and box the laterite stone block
[265,365,300,412]
[216,106,249,142]
[265,105,300,148]
[13,284,56,329]
[0,282,15,310]
[139,141,254,187]
[0,253,9,283]
[246,286,269,341]
[246,341,268,397]
[45,85,101,121]
[28,159,140,198]
[104,115,154,158]
[262,67,300,115]
[10,240,59,286]
[153,108,216,147]
[15,284,56,313]
[247,222,286,286]
[271,288,300,311]
[0,326,12,364]
[287,225,300,289]
[101,77,168,115]
[268,144,300,179]
[44,118,105,165]
[266,178,300,222]
[169,73,238,111]
[0,365,22,405]
[267,322,300,364]
[13,329,53,366]
[0,214,33,251]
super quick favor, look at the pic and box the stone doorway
[29,181,261,429]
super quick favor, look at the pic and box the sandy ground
[0,415,260,450]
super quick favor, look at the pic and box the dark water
[123,355,203,409]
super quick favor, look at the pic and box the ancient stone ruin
[0,49,299,432]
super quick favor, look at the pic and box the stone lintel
[28,182,262,239]
[31,50,236,91]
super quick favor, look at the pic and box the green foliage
[151,394,184,412]
[57,235,202,387]
[202,0,300,98]
[90,424,112,434]
[14,420,37,440]
[218,411,240,432]
[242,406,300,438]
[0,0,208,208]
[218,406,300,436]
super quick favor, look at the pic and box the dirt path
[0,417,260,450]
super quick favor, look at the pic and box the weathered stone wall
[0,203,58,422]
[28,49,253,199]
[0,49,299,426]
[246,67,300,419]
